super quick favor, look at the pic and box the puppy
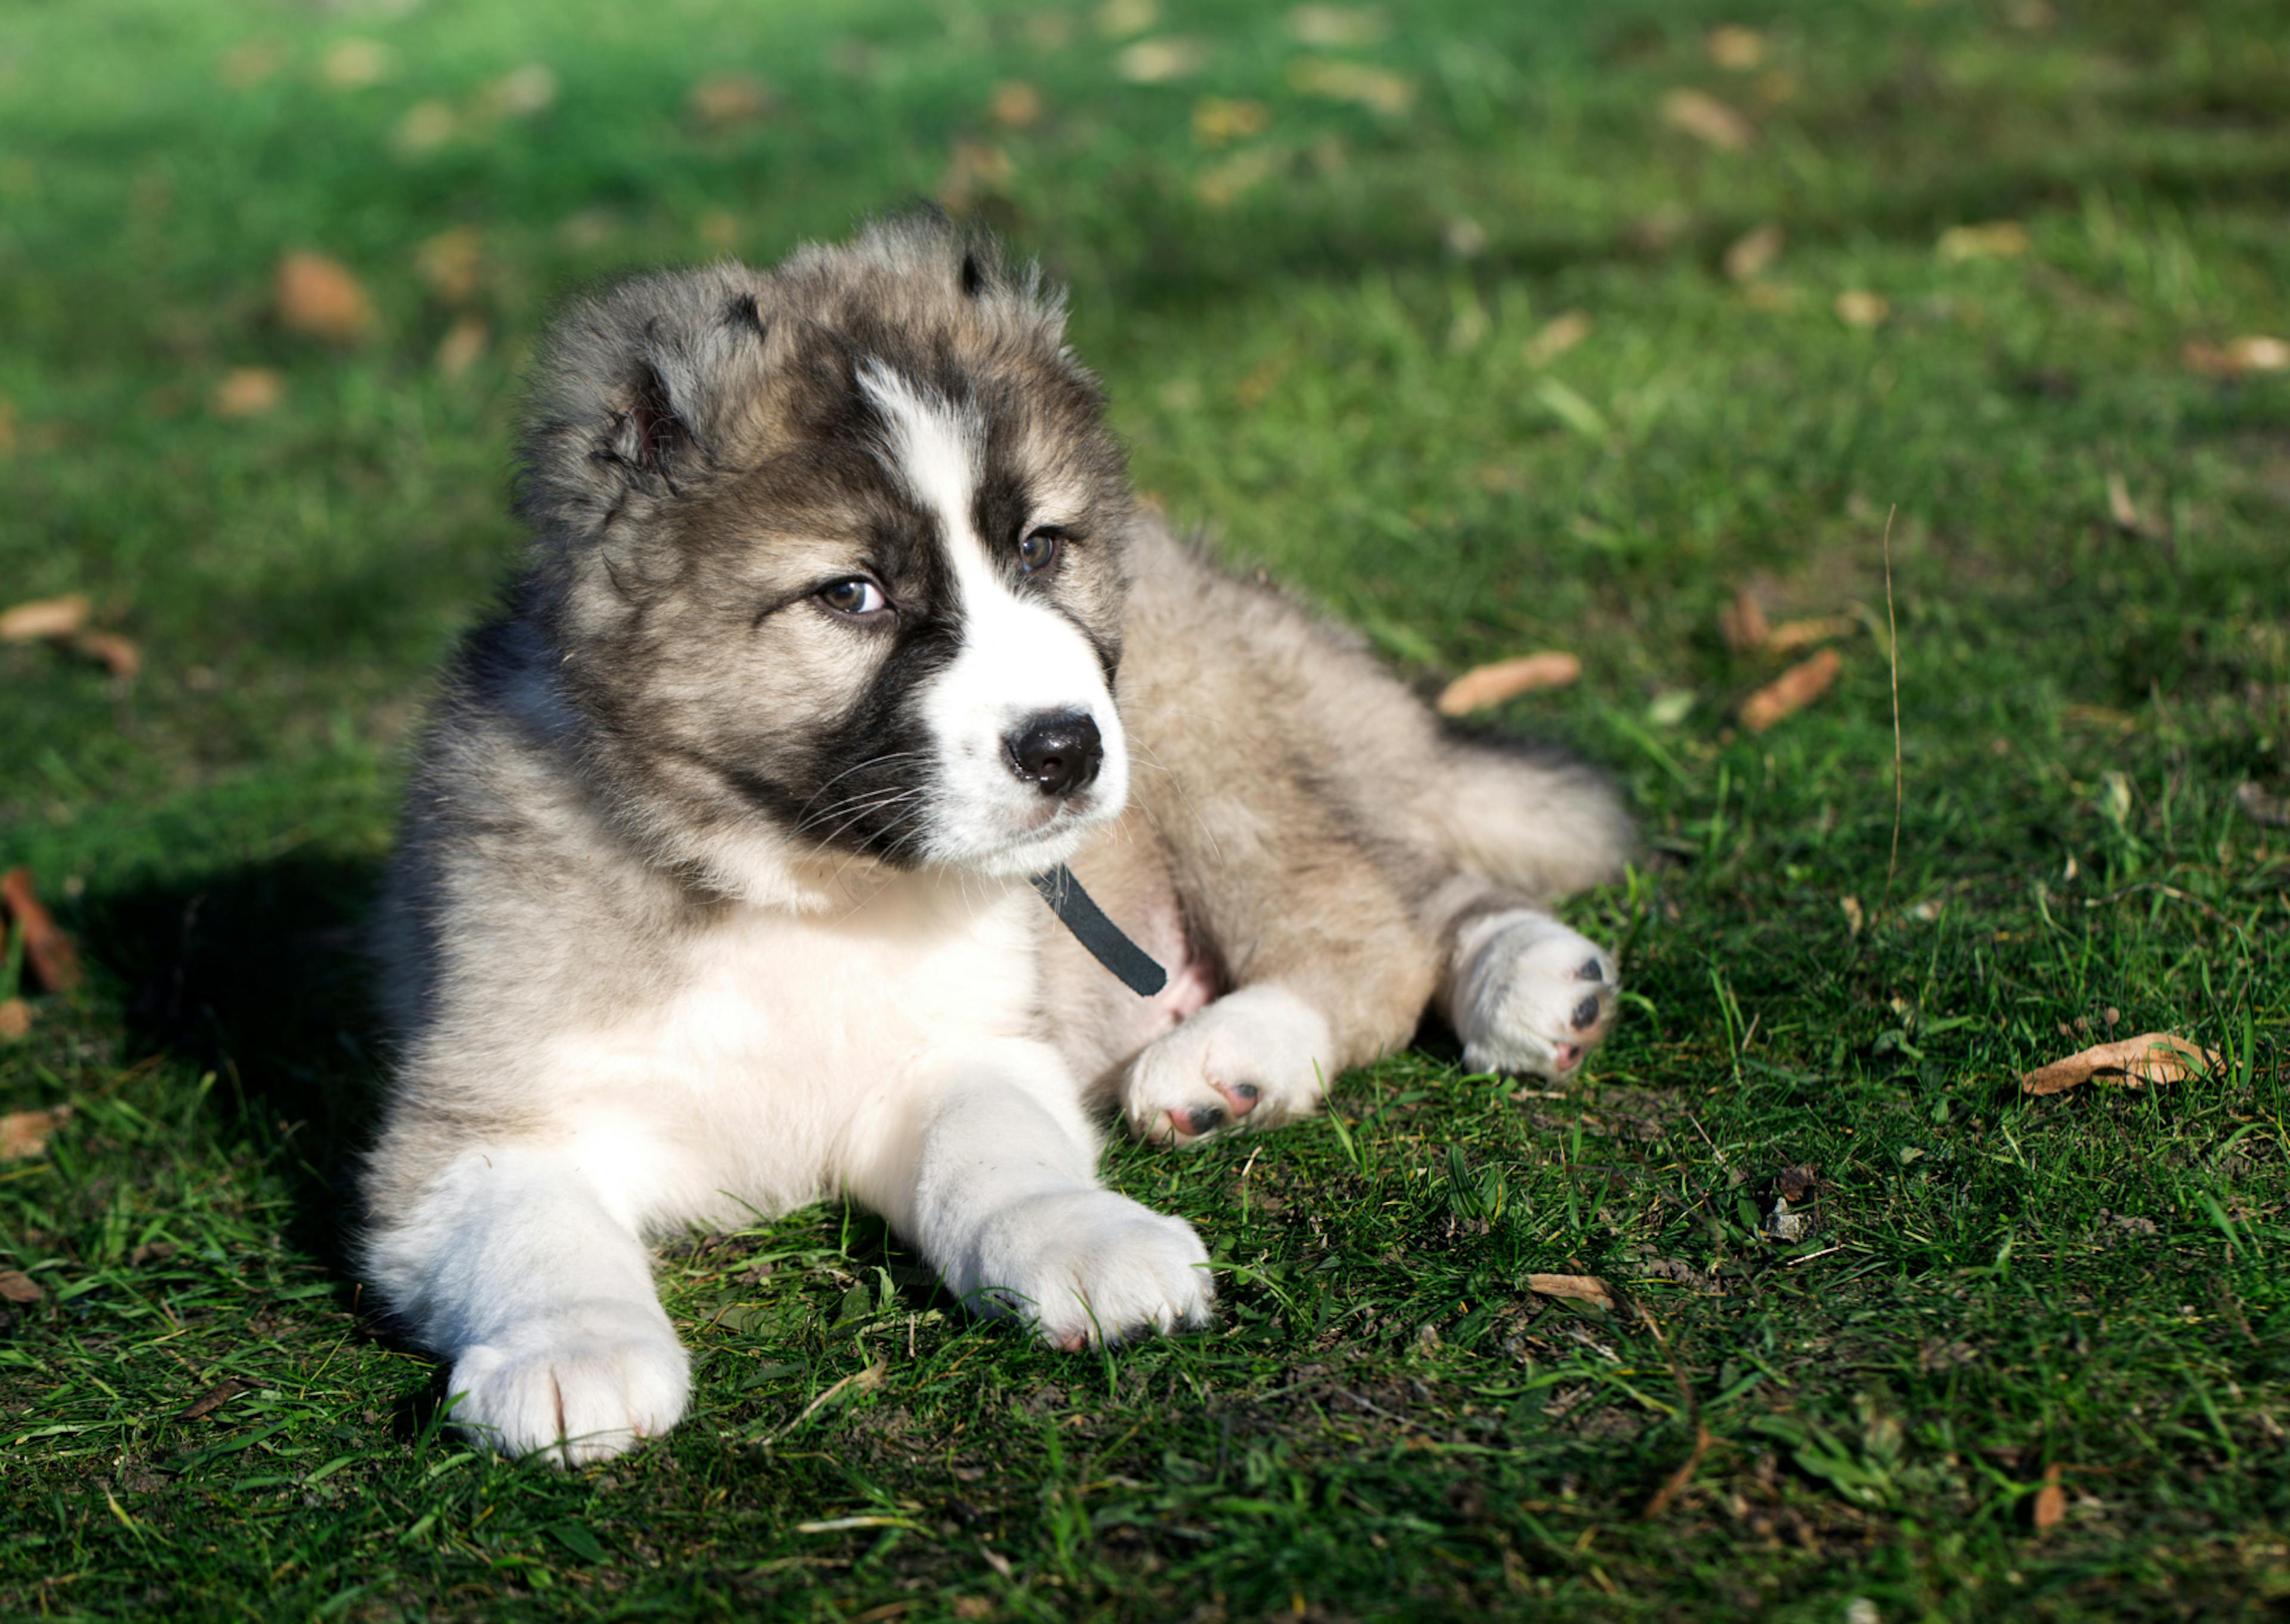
[362,216,1630,1464]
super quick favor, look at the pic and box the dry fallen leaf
[1096,0,1159,36]
[1705,25,1766,68]
[2235,782,2290,828]
[1768,615,1858,652]
[1723,222,1784,282]
[1839,895,1864,935]
[0,1270,41,1305]
[1,867,82,994]
[1191,95,1268,145]
[1719,584,1771,652]
[178,1377,251,1421]
[0,1105,69,1157]
[320,38,394,89]
[939,142,1015,212]
[1835,290,1890,328]
[392,100,457,156]
[211,367,285,419]
[1288,4,1389,47]
[2184,336,2290,378]
[2021,1032,2221,1096]
[989,80,1044,128]
[1437,652,1582,715]
[1740,647,1841,732]
[689,74,773,131]
[1116,38,1206,83]
[1,593,91,642]
[435,316,488,379]
[1524,310,1590,367]
[2032,1464,2065,1532]
[1527,1273,1615,1311]
[1660,89,1752,151]
[413,227,484,304]
[479,63,556,119]
[276,252,375,343]
[1289,58,1415,113]
[1194,148,1284,209]
[74,631,141,679]
[0,1000,29,1041]
[1937,220,2030,262]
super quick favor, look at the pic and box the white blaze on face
[859,362,1128,874]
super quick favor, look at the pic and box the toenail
[1231,1083,1260,1102]
[1571,994,1601,1029]
[1577,957,1604,981]
[1186,1105,1226,1135]
[1554,1043,1582,1068]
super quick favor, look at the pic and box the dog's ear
[515,266,779,550]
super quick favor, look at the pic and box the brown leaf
[320,38,394,89]
[1766,614,1858,652]
[1722,222,1784,282]
[0,1105,68,1157]
[178,1378,250,1421]
[413,227,485,305]
[1719,585,1770,652]
[688,74,773,131]
[1288,5,1389,47]
[1705,26,1765,69]
[1,593,91,641]
[211,367,285,419]
[477,64,556,119]
[2105,470,2146,534]
[2183,336,2290,379]
[1937,221,2029,263]
[1660,89,1751,151]
[2235,782,2290,828]
[0,1270,41,1304]
[73,631,141,679]
[1,868,82,994]
[1523,311,1590,367]
[1191,95,1268,146]
[1740,648,1840,732]
[392,100,457,157]
[1289,58,1414,114]
[1437,652,1582,716]
[1527,1273,1615,1310]
[989,80,1044,128]
[2032,1463,2065,1532]
[0,1000,29,1042]
[2020,1032,2221,1096]
[276,252,375,343]
[1115,38,1206,83]
[435,316,489,379]
[1835,290,1890,328]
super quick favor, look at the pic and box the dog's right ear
[515,267,779,554]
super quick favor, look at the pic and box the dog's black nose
[1005,712,1103,797]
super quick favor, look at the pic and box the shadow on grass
[79,853,386,1279]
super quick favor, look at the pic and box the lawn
[4,0,2288,1618]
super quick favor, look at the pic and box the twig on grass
[1881,504,1904,904]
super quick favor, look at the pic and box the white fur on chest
[539,876,1043,1232]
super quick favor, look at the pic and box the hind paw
[1451,912,1619,1081]
[1123,985,1332,1145]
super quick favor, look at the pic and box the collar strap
[1030,865,1168,998]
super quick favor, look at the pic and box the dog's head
[513,216,1136,895]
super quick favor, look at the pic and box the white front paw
[1452,912,1619,1080]
[960,1188,1214,1349]
[448,1307,691,1465]
[1124,984,1333,1144]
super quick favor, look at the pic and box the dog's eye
[816,577,888,616]
[1017,527,1065,574]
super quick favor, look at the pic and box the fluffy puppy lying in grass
[362,215,1630,1463]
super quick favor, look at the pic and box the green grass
[5,0,2288,1617]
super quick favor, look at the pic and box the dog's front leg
[841,1040,1214,1348]
[363,1144,689,1465]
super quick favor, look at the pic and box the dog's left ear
[516,267,780,550]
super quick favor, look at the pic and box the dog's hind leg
[1425,878,1621,1080]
